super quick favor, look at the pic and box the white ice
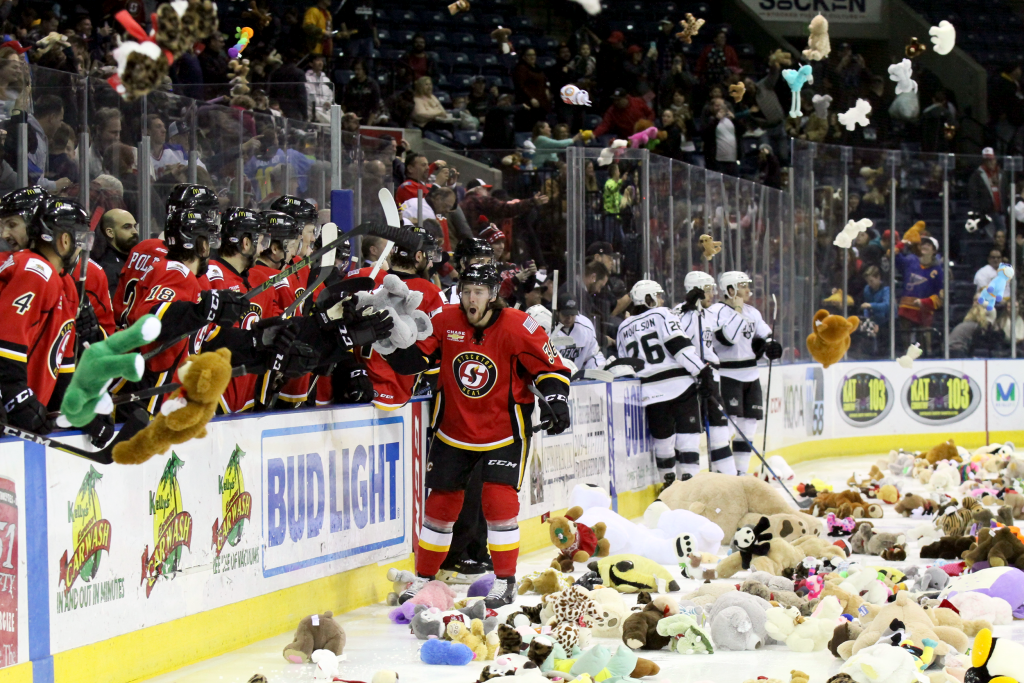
[142,453,1024,682]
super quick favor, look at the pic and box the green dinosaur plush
[59,315,161,427]
[656,613,714,654]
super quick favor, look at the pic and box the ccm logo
[487,460,517,468]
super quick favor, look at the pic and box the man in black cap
[552,297,605,371]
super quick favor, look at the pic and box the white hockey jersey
[714,303,772,382]
[616,307,704,405]
[553,314,605,370]
[674,302,740,380]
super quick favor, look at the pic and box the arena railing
[791,139,1022,361]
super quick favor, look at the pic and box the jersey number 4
[625,332,665,364]
[11,292,33,315]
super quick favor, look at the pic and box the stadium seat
[374,8,388,21]
[421,10,448,24]
[376,28,392,44]
[509,16,534,30]
[514,132,532,148]
[334,69,355,85]
[424,31,447,46]
[436,90,452,107]
[474,53,499,69]
[537,56,556,69]
[481,14,506,27]
[455,12,479,25]
[443,52,472,68]
[388,30,416,46]
[382,49,405,61]
[452,74,476,89]
[455,130,483,147]
[390,9,417,24]
[452,32,477,47]
[514,35,533,48]
[584,113,602,130]
[537,36,560,51]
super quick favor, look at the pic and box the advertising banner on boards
[0,441,26,670]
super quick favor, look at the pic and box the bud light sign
[261,417,407,577]
[611,381,654,492]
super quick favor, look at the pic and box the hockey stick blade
[109,364,249,407]
[1,422,114,463]
[283,221,339,317]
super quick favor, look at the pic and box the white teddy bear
[764,595,843,652]
[312,649,344,681]
[946,592,1013,625]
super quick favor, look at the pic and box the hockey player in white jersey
[672,271,739,476]
[616,280,713,486]
[553,298,606,370]
[713,271,782,474]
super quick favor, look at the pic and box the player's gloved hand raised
[75,303,103,345]
[348,305,395,348]
[697,364,715,399]
[86,413,115,448]
[764,339,783,361]
[679,286,705,313]
[199,289,247,326]
[261,320,321,378]
[4,387,54,434]
[539,394,571,435]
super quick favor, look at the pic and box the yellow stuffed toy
[112,349,234,465]
[806,310,859,368]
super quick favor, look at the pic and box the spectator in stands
[410,76,451,132]
[401,186,456,249]
[659,57,697,109]
[703,97,739,175]
[396,153,431,203]
[593,88,654,139]
[361,235,388,268]
[623,45,656,99]
[103,142,140,216]
[466,77,496,122]
[337,0,378,69]
[597,32,627,98]
[757,143,782,189]
[480,93,524,149]
[859,264,890,333]
[27,94,71,194]
[95,209,138,295]
[975,248,1011,301]
[696,29,738,90]
[342,60,382,125]
[305,54,333,122]
[512,48,550,131]
[268,48,308,120]
[89,107,122,180]
[49,123,78,185]
[586,241,630,319]
[378,135,406,185]
[833,43,867,110]
[402,34,437,84]
[997,298,1024,347]
[657,108,696,162]
[531,122,581,167]
[968,148,1009,237]
[989,63,1024,154]
[743,51,788,162]
[949,304,999,357]
[602,163,627,246]
[199,32,230,99]
[461,178,548,232]
[303,0,334,57]
[569,42,597,93]
[655,17,682,76]
[895,236,943,357]
[921,90,955,153]
[147,115,189,182]
[170,43,204,100]
[993,229,1010,259]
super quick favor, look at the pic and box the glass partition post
[283,119,291,196]
[236,109,244,206]
[187,103,198,183]
[331,105,342,191]
[787,163,794,359]
[841,146,851,320]
[668,162,675,305]
[943,153,953,360]
[16,115,27,187]
[138,96,151,240]
[888,151,899,360]
[686,165,693,275]
[1010,157,1021,358]
[355,134,363,222]
[641,149,651,279]
[78,82,89,210]
[808,152,815,328]
[566,146,583,306]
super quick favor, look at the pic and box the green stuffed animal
[551,643,661,681]
[656,613,714,654]
[59,315,161,427]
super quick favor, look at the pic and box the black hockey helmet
[165,207,221,250]
[261,210,303,241]
[0,186,48,223]
[415,225,441,263]
[166,183,220,223]
[221,207,270,251]
[452,237,493,272]
[268,195,318,224]
[31,197,93,269]
[392,225,429,260]
[458,262,500,295]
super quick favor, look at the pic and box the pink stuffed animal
[628,127,659,148]
[407,580,456,610]
[826,513,856,537]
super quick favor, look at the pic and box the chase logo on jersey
[48,320,75,378]
[447,330,466,342]
[453,351,497,398]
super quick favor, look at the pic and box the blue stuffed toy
[421,639,474,665]
[978,264,1014,311]
[782,64,813,118]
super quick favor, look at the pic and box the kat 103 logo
[900,370,981,425]
[838,370,894,427]
[141,453,193,597]
[212,446,252,556]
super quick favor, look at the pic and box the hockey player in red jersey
[384,263,571,608]
[0,195,94,434]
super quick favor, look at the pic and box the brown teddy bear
[923,439,962,464]
[699,234,721,260]
[806,310,859,368]
[622,602,671,650]
[834,591,968,661]
[963,527,1024,570]
[113,348,234,464]
[283,611,346,663]
[546,506,610,572]
[808,490,883,519]
[716,518,805,578]
[920,535,975,560]
[894,493,934,516]
[802,13,831,61]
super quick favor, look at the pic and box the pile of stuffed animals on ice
[304,441,1024,683]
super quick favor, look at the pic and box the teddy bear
[810,490,884,519]
[675,13,704,43]
[742,577,813,615]
[656,613,714,654]
[421,639,475,666]
[551,644,661,681]
[681,582,736,607]
[448,619,499,661]
[716,518,805,578]
[924,439,962,465]
[878,484,901,504]
[791,535,847,563]
[765,595,843,652]
[60,315,160,428]
[921,535,974,560]
[836,591,969,661]
[1005,491,1024,519]
[283,611,346,663]
[838,569,890,605]
[895,493,934,517]
[802,14,831,61]
[587,587,628,638]
[925,603,994,634]
[850,524,906,557]
[622,602,671,651]
[355,274,431,355]
[699,234,721,260]
[542,585,599,652]
[806,310,860,368]
[963,527,1024,570]
[912,566,950,593]
[311,649,343,681]
[385,567,416,605]
[520,568,575,596]
[113,348,233,464]
[578,504,724,565]
[707,591,772,651]
[839,643,925,683]
[729,82,746,103]
[546,506,610,571]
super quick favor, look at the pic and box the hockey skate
[658,472,676,494]
[397,575,432,604]
[484,576,517,608]
[437,559,486,585]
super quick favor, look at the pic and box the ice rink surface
[142,453,1024,682]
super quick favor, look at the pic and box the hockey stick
[281,221,339,317]
[694,306,714,455]
[761,293,778,458]
[527,384,558,434]
[0,407,149,465]
[704,392,809,509]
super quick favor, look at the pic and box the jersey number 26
[625,332,665,364]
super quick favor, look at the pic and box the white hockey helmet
[629,279,664,307]
[526,304,553,334]
[719,271,752,297]
[683,270,716,294]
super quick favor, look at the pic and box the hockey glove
[339,367,374,404]
[348,305,395,348]
[4,387,54,434]
[764,339,783,361]
[199,289,247,326]
[539,394,571,435]
[697,364,715,399]
[679,286,706,313]
[86,413,115,448]
[75,302,103,346]
[751,336,766,359]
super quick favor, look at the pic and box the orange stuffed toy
[806,310,859,368]
[113,348,234,464]
[903,221,925,244]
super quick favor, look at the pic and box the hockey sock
[710,454,738,476]
[708,425,735,475]
[653,437,676,479]
[482,482,520,577]
[674,432,700,478]
[416,489,465,577]
[732,417,757,474]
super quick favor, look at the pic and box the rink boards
[0,360,1021,683]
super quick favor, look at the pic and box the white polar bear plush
[577,505,725,565]
[764,595,843,652]
[841,642,928,683]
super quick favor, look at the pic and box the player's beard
[463,301,487,327]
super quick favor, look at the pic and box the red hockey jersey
[84,259,116,336]
[113,238,167,327]
[249,262,311,406]
[0,251,78,404]
[129,258,206,378]
[393,304,570,450]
